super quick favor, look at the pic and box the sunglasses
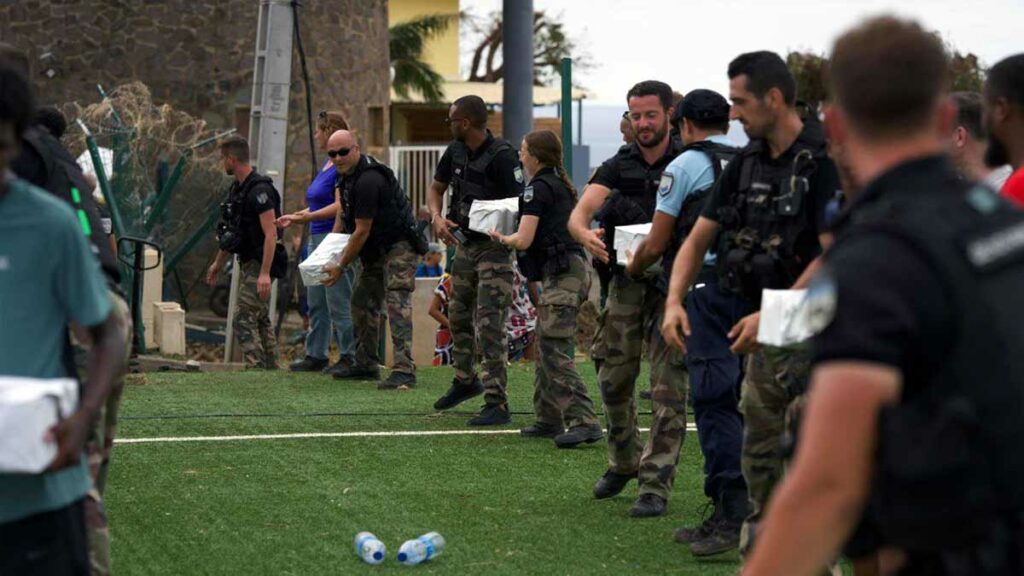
[443,116,468,125]
[327,148,353,158]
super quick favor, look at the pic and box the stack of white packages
[613,223,661,273]
[0,377,78,473]
[298,233,351,287]
[468,198,520,236]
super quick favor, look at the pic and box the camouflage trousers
[449,240,513,406]
[533,253,599,429]
[80,290,132,576]
[234,259,279,369]
[738,345,811,548]
[350,241,417,374]
[593,273,689,500]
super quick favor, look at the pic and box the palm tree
[390,13,458,103]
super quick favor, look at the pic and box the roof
[391,79,588,106]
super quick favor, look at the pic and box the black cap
[676,89,730,125]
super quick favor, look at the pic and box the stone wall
[0,0,391,215]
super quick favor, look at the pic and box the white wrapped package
[757,289,813,348]
[0,377,78,474]
[468,197,520,236]
[613,223,661,273]
[298,233,351,287]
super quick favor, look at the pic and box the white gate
[389,145,447,215]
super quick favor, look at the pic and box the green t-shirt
[0,177,112,523]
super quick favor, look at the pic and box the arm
[48,311,127,471]
[331,187,344,234]
[279,203,340,228]
[568,183,612,262]
[323,217,371,287]
[428,180,458,244]
[661,216,721,351]
[491,215,539,250]
[256,209,277,300]
[428,293,449,328]
[206,248,229,285]
[742,362,900,576]
[626,210,675,277]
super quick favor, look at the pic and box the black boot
[290,356,328,372]
[322,355,354,376]
[467,403,511,426]
[675,500,722,544]
[690,485,748,556]
[520,422,563,438]
[378,371,417,390]
[592,469,635,500]
[554,423,604,448]
[331,363,380,380]
[433,376,484,410]
[629,493,667,518]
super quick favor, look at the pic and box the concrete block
[142,248,163,349]
[152,301,186,356]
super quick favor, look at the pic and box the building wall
[388,0,460,80]
[0,0,391,213]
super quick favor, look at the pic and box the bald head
[327,129,360,173]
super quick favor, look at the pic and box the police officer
[207,135,283,369]
[661,52,840,549]
[568,80,687,518]
[323,130,424,389]
[744,17,1024,575]
[427,95,523,426]
[627,89,750,554]
[489,129,604,448]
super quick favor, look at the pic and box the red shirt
[1000,167,1024,208]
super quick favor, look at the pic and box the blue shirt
[416,263,444,278]
[0,177,112,523]
[307,160,338,235]
[655,134,733,266]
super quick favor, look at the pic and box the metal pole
[502,0,534,147]
[144,129,236,234]
[560,57,573,177]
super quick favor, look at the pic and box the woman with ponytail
[490,130,604,448]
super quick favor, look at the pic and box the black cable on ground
[119,410,673,421]
[291,0,317,183]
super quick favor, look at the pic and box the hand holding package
[298,233,350,286]
[468,198,519,236]
[0,377,78,474]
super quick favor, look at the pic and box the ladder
[224,0,295,362]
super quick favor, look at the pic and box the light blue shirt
[655,134,733,265]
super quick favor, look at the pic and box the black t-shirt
[228,171,279,262]
[340,157,409,259]
[809,157,957,394]
[702,123,840,265]
[520,167,577,253]
[588,138,681,191]
[434,132,521,199]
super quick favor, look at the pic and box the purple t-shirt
[307,160,338,235]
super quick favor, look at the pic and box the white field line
[116,425,699,445]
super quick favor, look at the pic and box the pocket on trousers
[539,304,578,340]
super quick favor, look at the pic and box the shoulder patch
[255,191,269,205]
[514,166,524,184]
[805,270,838,335]
[523,185,534,203]
[658,172,674,197]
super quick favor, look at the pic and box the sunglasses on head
[327,147,352,158]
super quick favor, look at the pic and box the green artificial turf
[109,362,744,575]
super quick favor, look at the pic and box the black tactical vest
[656,140,739,293]
[446,135,516,231]
[715,135,828,304]
[835,176,1024,572]
[517,171,581,281]
[340,155,424,262]
[595,137,686,270]
[218,171,281,262]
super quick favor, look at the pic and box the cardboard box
[468,198,519,236]
[0,377,78,473]
[299,233,351,287]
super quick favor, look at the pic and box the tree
[466,10,592,86]
[390,13,459,103]
[948,49,985,93]
[786,51,829,116]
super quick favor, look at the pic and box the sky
[461,0,1024,105]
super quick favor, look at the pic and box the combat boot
[323,355,354,376]
[675,501,723,544]
[520,422,563,438]
[629,494,667,518]
[690,485,748,556]
[433,376,484,410]
[554,423,604,448]
[467,403,511,426]
[332,363,380,380]
[592,469,636,499]
[290,356,328,372]
[378,371,417,390]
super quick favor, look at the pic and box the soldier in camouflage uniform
[569,81,688,517]
[490,129,604,447]
[322,130,424,388]
[428,95,524,425]
[208,135,284,369]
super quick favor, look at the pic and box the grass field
[109,362,744,575]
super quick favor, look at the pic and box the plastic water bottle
[396,532,445,566]
[353,532,386,565]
